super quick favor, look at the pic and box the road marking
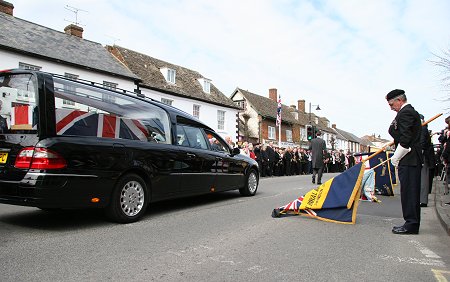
[409,240,442,259]
[377,254,445,267]
[432,269,450,282]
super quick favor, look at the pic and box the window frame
[217,110,225,131]
[268,126,276,140]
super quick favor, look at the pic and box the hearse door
[205,131,243,191]
[175,125,215,195]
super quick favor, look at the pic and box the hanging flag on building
[276,95,281,126]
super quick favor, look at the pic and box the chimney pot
[332,124,336,129]
[64,24,84,38]
[269,88,277,102]
[0,0,14,16]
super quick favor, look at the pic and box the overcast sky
[11,0,450,140]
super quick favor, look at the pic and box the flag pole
[364,113,442,162]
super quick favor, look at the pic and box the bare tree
[430,49,450,111]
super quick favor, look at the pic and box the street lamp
[309,102,321,124]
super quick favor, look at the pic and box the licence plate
[0,152,8,164]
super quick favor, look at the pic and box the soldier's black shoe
[392,226,419,235]
[312,178,315,184]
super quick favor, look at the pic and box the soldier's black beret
[386,89,405,101]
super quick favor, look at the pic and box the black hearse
[0,69,259,223]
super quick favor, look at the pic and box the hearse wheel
[239,168,258,196]
[106,173,148,223]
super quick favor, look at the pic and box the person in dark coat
[309,130,327,184]
[387,89,422,235]
[283,147,292,176]
[266,142,276,176]
[419,115,432,206]
[260,144,268,177]
[254,143,262,170]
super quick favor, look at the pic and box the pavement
[434,176,450,235]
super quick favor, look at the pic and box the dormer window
[161,67,176,84]
[198,78,211,94]
[291,112,298,120]
[315,117,319,124]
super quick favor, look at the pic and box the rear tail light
[14,147,67,169]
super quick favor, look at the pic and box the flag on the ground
[55,108,149,141]
[371,152,396,196]
[272,161,366,224]
[276,95,281,126]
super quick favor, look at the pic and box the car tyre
[106,173,148,223]
[239,168,258,196]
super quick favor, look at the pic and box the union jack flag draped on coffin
[272,162,365,224]
[56,108,149,141]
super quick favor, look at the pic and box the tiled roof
[335,128,362,143]
[0,13,138,80]
[110,45,237,109]
[235,88,308,125]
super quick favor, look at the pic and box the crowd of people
[234,140,357,178]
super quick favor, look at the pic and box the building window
[217,110,225,130]
[103,81,117,90]
[198,78,211,93]
[160,67,176,84]
[62,73,78,107]
[235,100,245,110]
[102,81,117,103]
[286,130,292,142]
[18,62,41,71]
[167,68,176,84]
[193,104,200,118]
[161,98,173,106]
[268,126,276,140]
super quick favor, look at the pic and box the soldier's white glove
[390,144,411,167]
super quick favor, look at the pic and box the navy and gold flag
[272,162,366,224]
[369,151,396,196]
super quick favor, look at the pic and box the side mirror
[232,147,241,155]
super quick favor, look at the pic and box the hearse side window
[176,124,208,150]
[0,73,38,134]
[52,77,171,144]
[205,129,229,153]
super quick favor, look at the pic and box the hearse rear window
[0,73,38,134]
[52,77,171,144]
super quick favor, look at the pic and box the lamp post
[309,102,321,124]
[307,102,321,142]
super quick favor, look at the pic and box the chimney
[298,99,305,113]
[332,124,336,129]
[64,24,84,38]
[0,0,14,16]
[269,88,277,102]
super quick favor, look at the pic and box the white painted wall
[141,88,238,143]
[0,50,136,90]
[232,90,260,139]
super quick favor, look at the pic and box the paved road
[1,174,449,281]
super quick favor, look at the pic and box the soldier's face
[388,98,401,112]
